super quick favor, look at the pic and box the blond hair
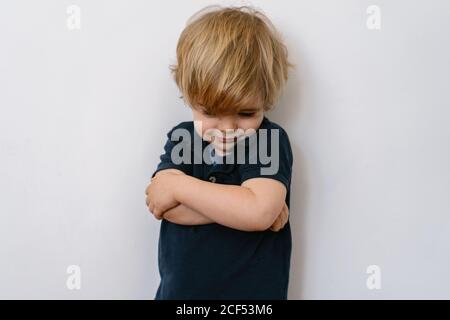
[170,5,295,115]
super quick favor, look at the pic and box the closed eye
[238,112,256,117]
[202,110,214,117]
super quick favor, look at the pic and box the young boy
[145,5,294,299]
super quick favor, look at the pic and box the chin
[213,142,235,154]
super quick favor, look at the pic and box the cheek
[237,115,264,131]
[194,118,215,141]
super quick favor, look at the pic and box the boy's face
[192,102,264,156]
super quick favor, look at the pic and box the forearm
[173,175,266,231]
[163,204,215,226]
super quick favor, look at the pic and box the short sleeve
[238,127,293,192]
[151,125,193,178]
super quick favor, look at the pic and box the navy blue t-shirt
[151,115,293,299]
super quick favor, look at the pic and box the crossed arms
[145,168,289,232]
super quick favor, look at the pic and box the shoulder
[259,116,291,142]
[164,121,196,142]
[257,116,293,162]
[167,120,194,134]
[238,116,293,195]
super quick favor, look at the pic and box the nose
[217,116,237,135]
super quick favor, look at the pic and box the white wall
[1,0,449,299]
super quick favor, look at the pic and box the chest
[193,163,241,185]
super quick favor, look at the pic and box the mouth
[214,136,237,143]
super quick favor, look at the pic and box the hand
[145,170,183,219]
[269,203,289,232]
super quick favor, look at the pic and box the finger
[269,219,276,231]
[154,208,163,220]
[145,183,151,195]
[273,209,285,229]
[271,218,281,232]
[152,210,161,220]
[274,213,286,231]
[281,216,287,229]
[280,211,289,229]
[281,207,288,222]
[282,206,288,218]
[282,206,288,219]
